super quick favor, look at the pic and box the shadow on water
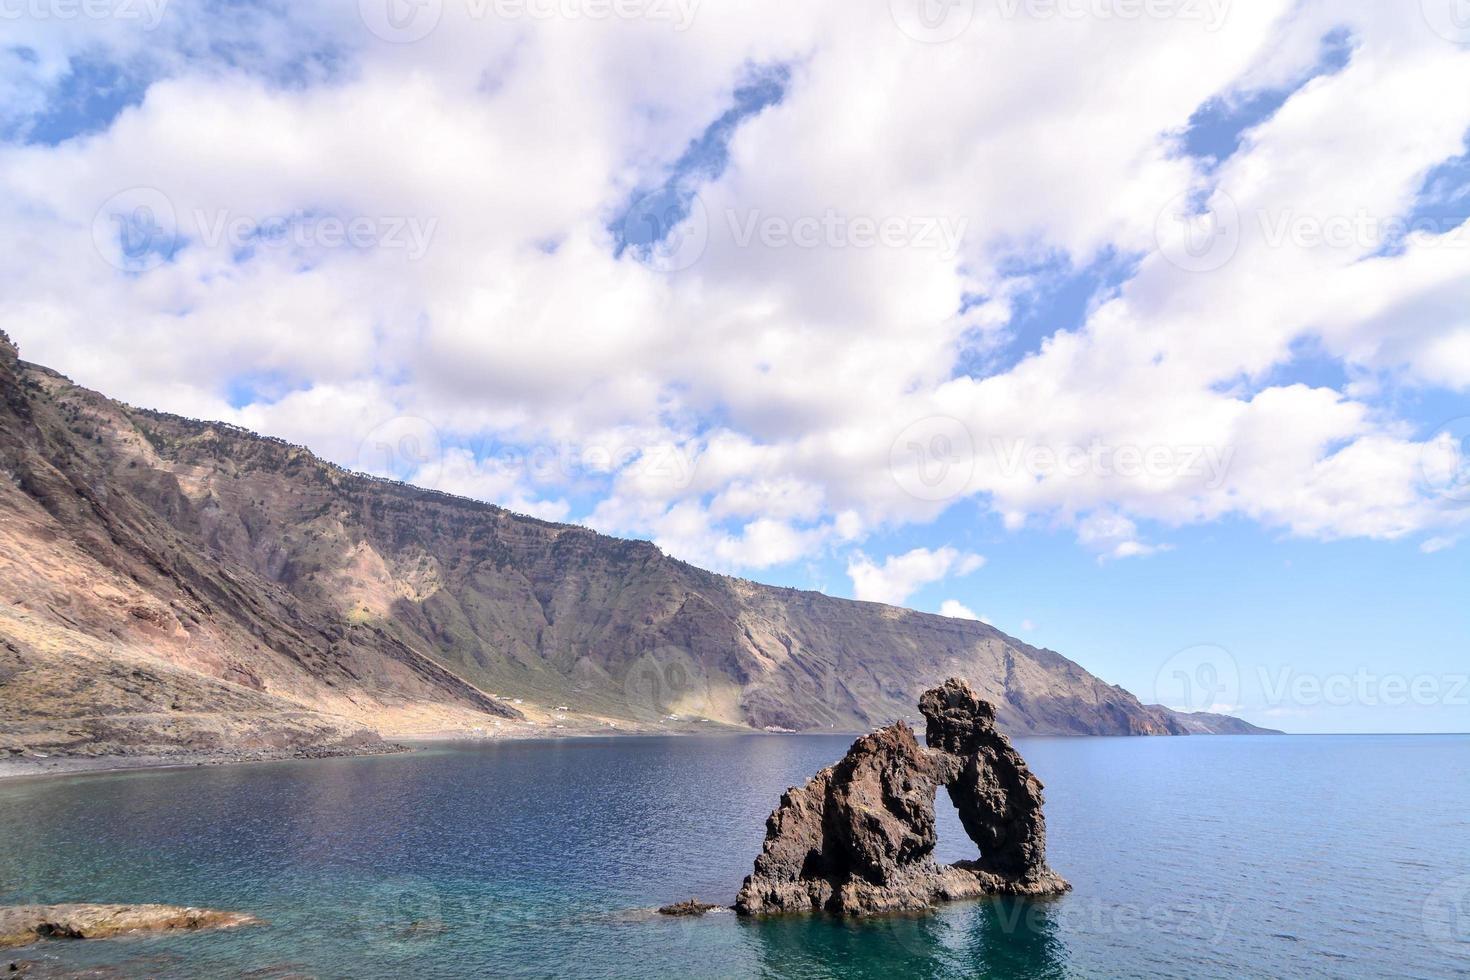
[739,896,1070,980]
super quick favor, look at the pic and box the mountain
[1154,709,1279,735]
[0,333,1276,764]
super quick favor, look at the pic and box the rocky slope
[0,333,1273,761]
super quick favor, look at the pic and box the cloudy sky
[3,0,1468,732]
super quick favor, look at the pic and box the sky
[1,0,1468,734]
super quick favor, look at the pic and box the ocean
[2,733,1467,978]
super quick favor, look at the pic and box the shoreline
[0,719,759,785]
[0,744,417,785]
[0,727,1342,787]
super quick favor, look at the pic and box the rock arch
[735,678,1069,916]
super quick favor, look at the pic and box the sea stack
[735,678,1070,916]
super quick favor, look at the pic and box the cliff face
[0,337,1270,759]
[0,335,519,761]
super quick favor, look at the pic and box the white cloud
[0,0,1467,574]
[591,498,827,573]
[418,448,572,523]
[1076,510,1169,562]
[939,600,988,624]
[848,547,984,607]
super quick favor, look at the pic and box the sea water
[1,733,1467,978]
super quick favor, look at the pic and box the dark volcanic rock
[735,723,951,916]
[656,899,721,917]
[920,678,1052,884]
[735,679,1070,916]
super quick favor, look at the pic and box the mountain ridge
[0,332,1277,764]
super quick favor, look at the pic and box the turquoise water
[1,734,1467,978]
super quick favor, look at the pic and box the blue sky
[2,1,1468,734]
[754,514,1470,735]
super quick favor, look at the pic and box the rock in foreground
[735,678,1070,916]
[0,904,259,950]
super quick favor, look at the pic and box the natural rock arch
[920,680,1051,882]
[735,678,1069,916]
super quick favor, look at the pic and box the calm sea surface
[1,734,1467,978]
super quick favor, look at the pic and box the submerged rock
[735,678,1070,916]
[0,904,259,950]
[656,899,721,917]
